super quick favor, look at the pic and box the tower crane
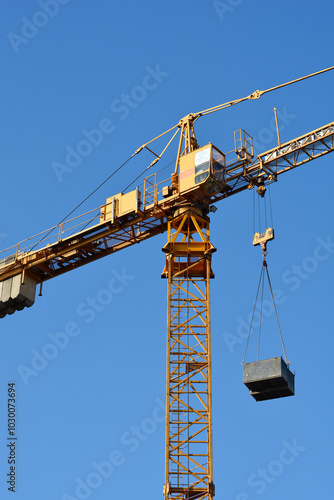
[0,67,333,500]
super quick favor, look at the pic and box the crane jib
[0,121,333,318]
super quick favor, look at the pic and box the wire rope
[258,196,261,234]
[28,152,137,252]
[265,263,289,364]
[264,195,268,229]
[257,267,265,361]
[252,190,255,236]
[242,262,264,364]
[122,128,179,193]
[242,259,290,365]
[268,184,274,228]
[23,67,334,256]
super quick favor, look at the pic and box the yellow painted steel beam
[0,214,167,283]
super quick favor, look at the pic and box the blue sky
[0,1,333,499]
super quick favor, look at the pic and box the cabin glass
[211,147,225,183]
[195,147,210,184]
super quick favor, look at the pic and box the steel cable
[28,152,137,252]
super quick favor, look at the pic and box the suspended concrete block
[0,274,37,319]
[243,356,294,402]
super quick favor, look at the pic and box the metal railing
[0,206,102,266]
[143,173,172,210]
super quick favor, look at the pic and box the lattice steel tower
[162,207,215,500]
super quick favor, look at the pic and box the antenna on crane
[274,108,282,148]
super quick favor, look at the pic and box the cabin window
[195,147,210,184]
[212,148,225,182]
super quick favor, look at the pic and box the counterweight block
[0,257,37,318]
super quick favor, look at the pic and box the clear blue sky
[0,1,333,499]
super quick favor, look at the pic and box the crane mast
[162,208,215,499]
[0,68,333,500]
